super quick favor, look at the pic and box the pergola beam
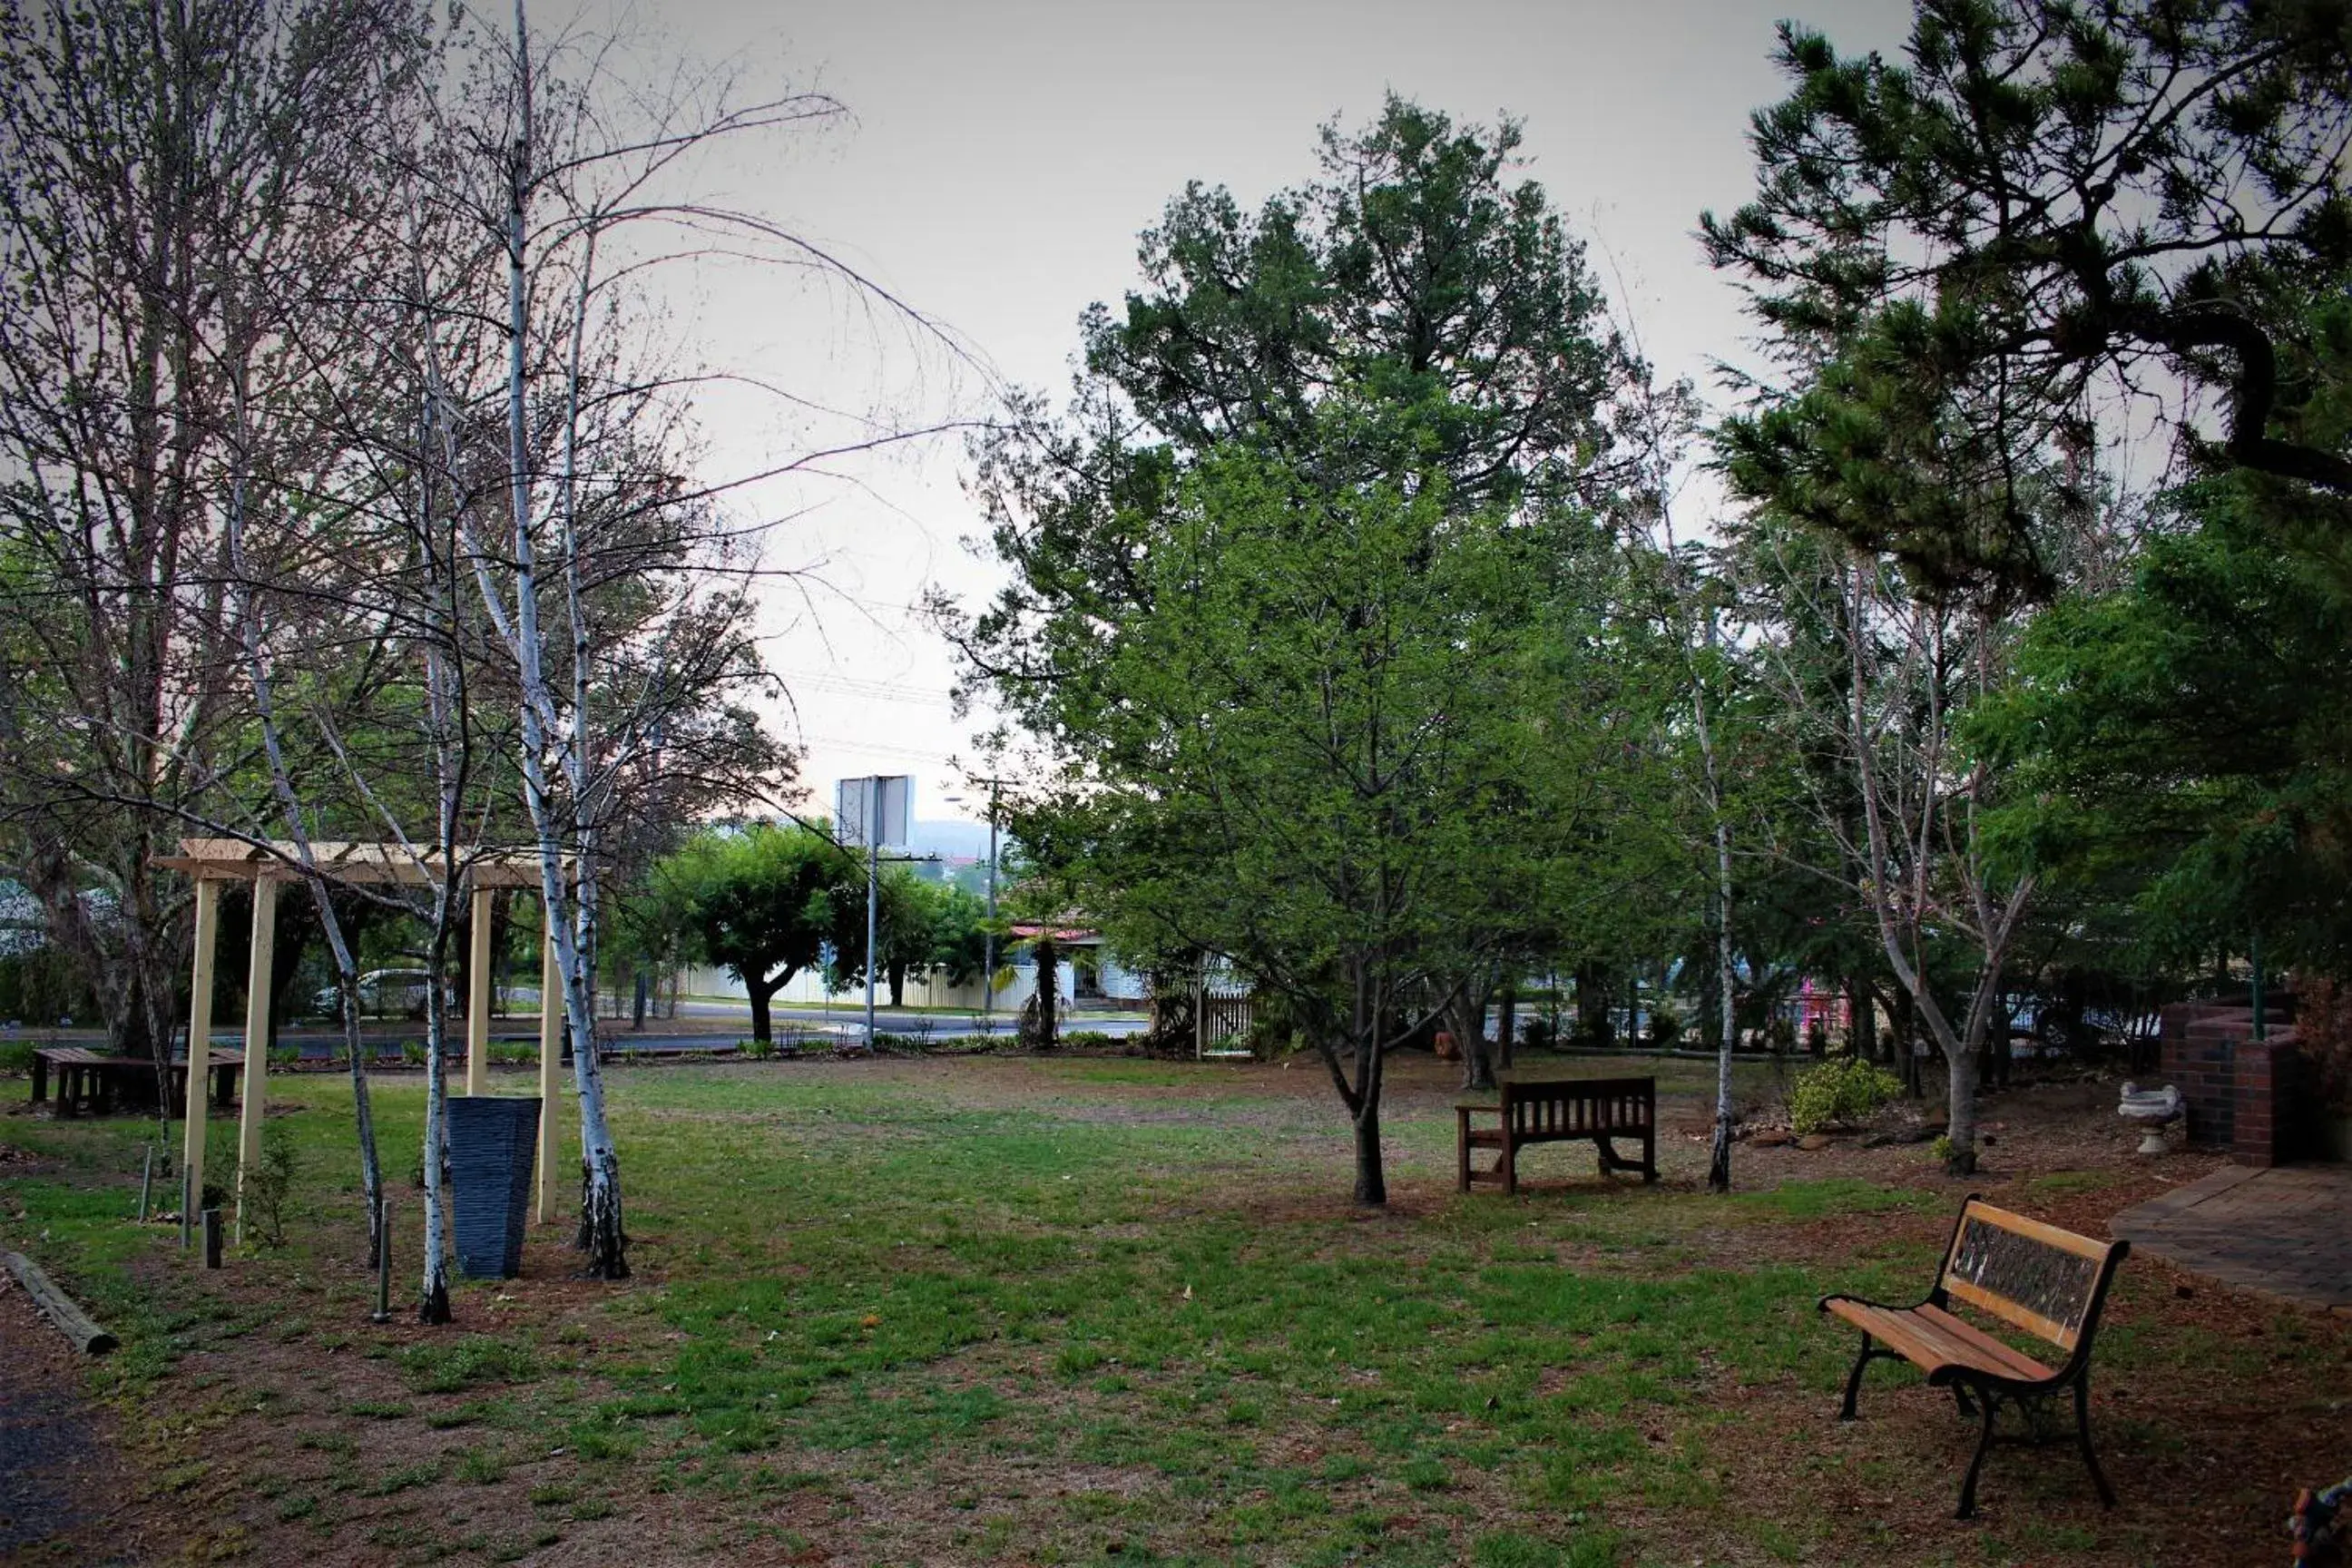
[152,838,562,887]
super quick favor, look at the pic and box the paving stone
[2112,1163,2352,1312]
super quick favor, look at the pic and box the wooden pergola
[152,838,571,1244]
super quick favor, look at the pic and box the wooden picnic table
[30,1045,242,1119]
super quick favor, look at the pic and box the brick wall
[2161,999,2306,1164]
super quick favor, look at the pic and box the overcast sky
[613,0,1916,826]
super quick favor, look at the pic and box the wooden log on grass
[3,1250,118,1355]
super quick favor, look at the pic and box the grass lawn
[1,1051,2345,1566]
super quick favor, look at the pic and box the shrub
[244,1121,299,1248]
[1647,1002,1682,1049]
[2303,979,2352,1118]
[1518,1015,1553,1051]
[1788,1055,1906,1134]
[741,1036,777,1061]
[0,1039,34,1076]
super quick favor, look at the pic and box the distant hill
[907,818,992,860]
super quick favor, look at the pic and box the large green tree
[650,825,853,1043]
[952,100,1662,1202]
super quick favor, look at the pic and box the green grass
[0,1052,2322,1565]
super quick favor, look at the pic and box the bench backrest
[1500,1075,1654,1136]
[1936,1199,2124,1353]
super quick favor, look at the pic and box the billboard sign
[834,775,911,850]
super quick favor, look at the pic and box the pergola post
[234,877,279,1244]
[466,884,493,1095]
[181,877,220,1249]
[536,902,562,1224]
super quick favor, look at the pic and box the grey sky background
[609,0,1916,825]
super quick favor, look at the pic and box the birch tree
[401,1,947,1271]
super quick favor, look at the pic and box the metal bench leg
[2073,1378,2115,1508]
[1956,1387,1998,1520]
[1838,1333,1876,1420]
[1501,1127,1516,1195]
[1456,1111,1471,1193]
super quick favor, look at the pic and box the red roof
[1007,923,1099,944]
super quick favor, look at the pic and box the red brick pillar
[2162,1003,2244,1147]
[2230,1028,2303,1167]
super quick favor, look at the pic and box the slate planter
[446,1097,541,1279]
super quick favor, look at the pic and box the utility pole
[981,779,1002,1026]
[866,776,880,1053]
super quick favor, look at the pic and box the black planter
[446,1097,541,1279]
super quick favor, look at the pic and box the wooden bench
[1821,1197,2130,1519]
[1455,1074,1656,1192]
[31,1046,240,1117]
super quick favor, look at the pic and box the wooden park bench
[31,1045,240,1118]
[1455,1074,1657,1193]
[1820,1197,2131,1519]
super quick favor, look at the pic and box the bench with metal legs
[1823,1196,2129,1520]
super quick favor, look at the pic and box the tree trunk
[418,964,453,1324]
[887,961,906,1010]
[1454,985,1494,1092]
[1350,1040,1387,1206]
[1945,1041,1980,1177]
[1707,815,1736,1194]
[1022,939,1059,1048]
[1495,982,1517,1074]
[1574,962,1609,1046]
[747,974,778,1043]
[1895,986,1920,1096]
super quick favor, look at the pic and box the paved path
[2112,1163,2352,1313]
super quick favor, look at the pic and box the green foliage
[1788,1056,1904,1135]
[1707,1,2352,597]
[643,825,857,1040]
[1975,308,2352,975]
[827,871,991,1005]
[955,100,1686,1200]
[241,1120,299,1250]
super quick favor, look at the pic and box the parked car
[313,968,433,1020]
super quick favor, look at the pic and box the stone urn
[2117,1083,2184,1155]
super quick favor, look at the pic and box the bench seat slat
[1824,1298,2056,1385]
[1911,1305,2058,1382]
